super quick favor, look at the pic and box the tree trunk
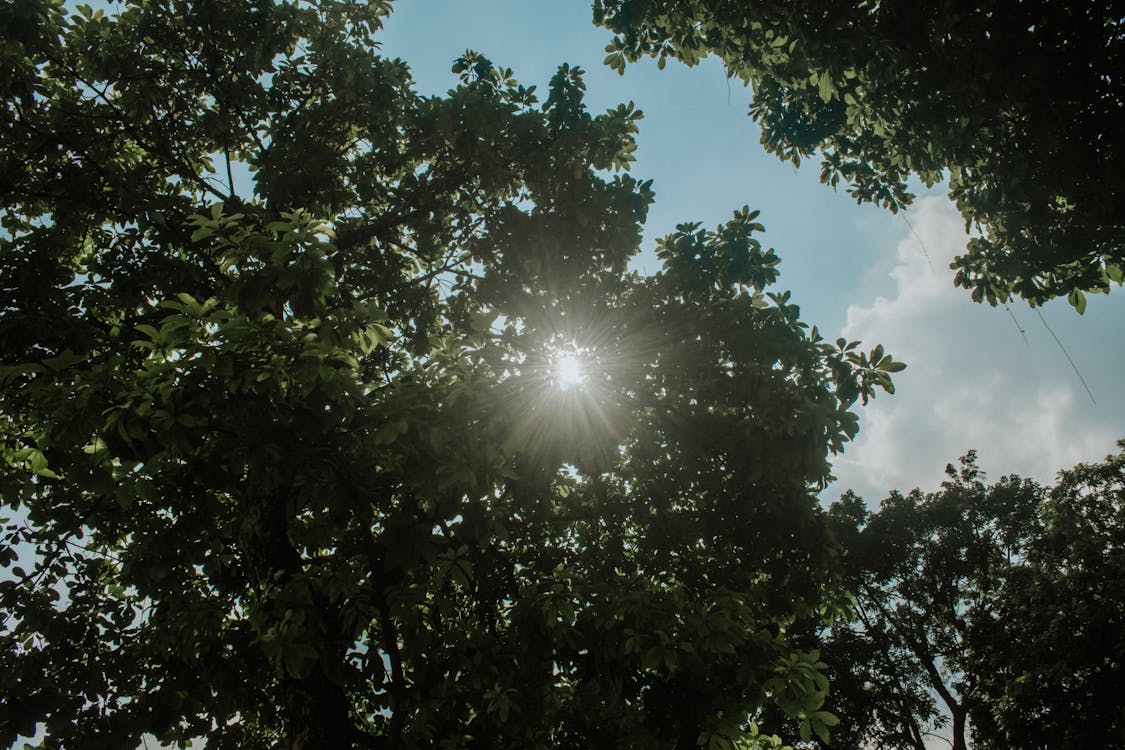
[286,675,363,750]
[951,707,967,750]
[239,490,364,749]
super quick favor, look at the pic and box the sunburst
[552,350,587,391]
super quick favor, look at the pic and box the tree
[966,443,1125,749]
[828,459,1042,750]
[0,2,903,748]
[761,460,1040,750]
[800,444,1125,750]
[594,0,1125,309]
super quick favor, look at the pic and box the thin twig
[921,730,954,748]
[225,148,236,199]
[1035,308,1096,405]
[901,212,935,271]
[1003,303,1029,347]
[64,539,125,564]
[65,66,233,203]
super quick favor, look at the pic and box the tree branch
[63,65,234,204]
[377,597,407,745]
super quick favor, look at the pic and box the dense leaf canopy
[0,1,901,748]
[595,0,1125,309]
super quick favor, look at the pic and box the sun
[553,351,587,390]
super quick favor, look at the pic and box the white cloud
[829,196,1125,502]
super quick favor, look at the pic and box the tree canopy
[784,444,1125,750]
[594,0,1125,310]
[826,457,1040,750]
[0,1,903,748]
[966,443,1125,749]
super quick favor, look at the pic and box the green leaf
[26,449,48,474]
[283,644,319,679]
[708,734,732,750]
[41,350,87,371]
[135,324,161,341]
[818,74,834,103]
[0,363,45,385]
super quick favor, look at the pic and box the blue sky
[380,0,1125,501]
